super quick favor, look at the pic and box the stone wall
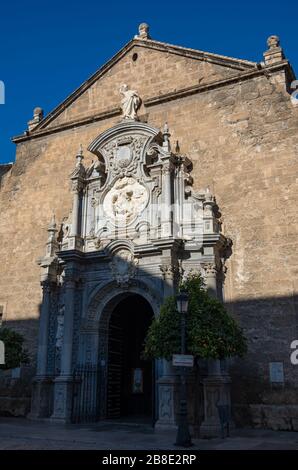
[0,34,297,425]
[0,368,32,417]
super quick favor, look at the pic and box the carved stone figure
[135,23,151,40]
[103,176,148,225]
[119,84,142,120]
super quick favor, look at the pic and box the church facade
[0,24,298,431]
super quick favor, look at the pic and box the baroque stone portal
[33,115,230,435]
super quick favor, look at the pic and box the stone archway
[106,294,154,421]
[78,280,161,421]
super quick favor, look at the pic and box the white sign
[290,340,298,365]
[172,354,194,368]
[269,362,284,383]
[0,340,4,365]
[0,81,4,105]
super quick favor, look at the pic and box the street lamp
[175,289,193,447]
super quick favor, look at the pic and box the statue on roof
[119,84,142,120]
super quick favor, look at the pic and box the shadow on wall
[226,293,298,428]
[0,318,38,417]
[0,290,297,427]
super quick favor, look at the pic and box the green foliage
[143,273,247,360]
[0,327,30,370]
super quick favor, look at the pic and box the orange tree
[0,327,30,370]
[143,274,247,360]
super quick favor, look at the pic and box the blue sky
[0,0,296,164]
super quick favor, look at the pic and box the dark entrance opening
[107,294,154,422]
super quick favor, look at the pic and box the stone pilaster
[70,186,80,237]
[155,362,199,435]
[68,147,85,250]
[51,274,76,423]
[161,163,173,238]
[29,281,54,419]
[29,376,53,419]
[200,360,233,438]
[159,263,178,297]
[50,376,74,423]
[60,277,76,376]
[202,262,218,298]
[200,263,234,437]
[155,360,179,431]
[160,123,174,238]
[36,282,51,376]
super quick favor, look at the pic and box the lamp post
[175,290,193,447]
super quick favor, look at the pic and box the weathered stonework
[0,24,297,430]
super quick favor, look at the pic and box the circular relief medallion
[103,176,149,226]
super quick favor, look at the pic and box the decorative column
[161,123,174,238]
[68,146,85,250]
[155,359,179,431]
[29,282,54,419]
[70,188,80,238]
[51,267,77,423]
[200,360,232,438]
[36,282,51,376]
[156,259,180,431]
[159,263,177,298]
[203,262,218,298]
[60,277,76,376]
[30,216,58,419]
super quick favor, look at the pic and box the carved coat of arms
[110,249,138,286]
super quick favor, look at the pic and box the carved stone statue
[119,84,142,120]
[134,23,151,40]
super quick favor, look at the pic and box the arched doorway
[106,294,154,422]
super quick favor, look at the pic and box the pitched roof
[29,36,258,133]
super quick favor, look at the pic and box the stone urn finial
[267,35,280,50]
[27,106,44,131]
[263,35,284,66]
